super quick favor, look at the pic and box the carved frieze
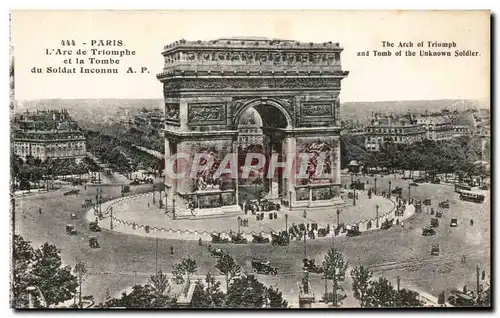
[165,103,180,124]
[163,50,340,66]
[188,103,227,125]
[300,100,335,122]
[163,78,338,93]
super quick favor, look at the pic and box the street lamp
[408,184,411,203]
[388,181,392,198]
[172,197,176,219]
[353,188,356,206]
[289,190,293,209]
[376,205,379,228]
[285,213,288,233]
[152,186,156,204]
[336,209,341,227]
[237,216,241,234]
[374,177,377,195]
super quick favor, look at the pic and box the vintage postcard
[10,10,491,309]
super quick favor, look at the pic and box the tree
[12,235,78,308]
[322,248,348,306]
[267,286,288,308]
[191,273,225,308]
[103,284,175,308]
[215,254,241,292]
[395,288,424,307]
[365,276,396,307]
[172,257,197,285]
[350,265,373,307]
[148,270,171,296]
[225,275,267,308]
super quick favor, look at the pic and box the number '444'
[61,40,76,46]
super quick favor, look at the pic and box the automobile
[414,201,422,213]
[230,233,248,244]
[251,259,277,275]
[391,187,403,195]
[271,231,290,246]
[302,258,324,274]
[81,199,94,208]
[450,218,458,227]
[66,224,78,235]
[430,218,439,227]
[208,246,227,258]
[447,292,475,307]
[431,178,441,184]
[317,228,329,237]
[422,226,436,236]
[409,182,419,187]
[63,189,80,196]
[381,219,394,230]
[431,244,440,256]
[252,234,270,244]
[89,236,100,249]
[70,213,78,220]
[439,201,450,208]
[414,178,426,183]
[435,211,443,218]
[346,226,361,237]
[211,233,230,244]
[89,221,101,232]
[423,199,432,206]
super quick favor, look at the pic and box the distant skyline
[11,11,490,102]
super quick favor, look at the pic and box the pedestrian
[148,202,150,208]
[198,238,202,246]
[38,207,42,215]
[170,246,174,255]
[470,219,474,226]
[482,270,486,280]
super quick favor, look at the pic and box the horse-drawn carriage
[422,226,436,236]
[89,221,101,232]
[381,219,394,230]
[346,225,361,237]
[252,259,277,275]
[89,236,100,249]
[230,233,248,244]
[208,246,227,258]
[430,218,439,227]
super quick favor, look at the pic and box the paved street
[14,174,490,305]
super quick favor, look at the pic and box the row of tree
[342,135,489,182]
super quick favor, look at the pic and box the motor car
[431,243,440,256]
[422,226,436,236]
[435,211,443,218]
[89,221,101,232]
[450,218,458,227]
[430,218,439,227]
[439,201,450,208]
[211,233,230,244]
[409,182,419,187]
[208,246,227,258]
[66,224,77,235]
[423,199,432,206]
[302,258,324,274]
[346,226,361,237]
[230,233,248,244]
[89,236,100,249]
[252,234,270,244]
[271,231,290,246]
[251,259,277,275]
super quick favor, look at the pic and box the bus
[455,183,472,193]
[458,190,485,204]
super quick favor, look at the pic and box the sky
[11,10,490,102]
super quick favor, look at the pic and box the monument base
[290,197,345,211]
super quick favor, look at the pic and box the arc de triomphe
[157,38,349,217]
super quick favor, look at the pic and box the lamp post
[408,184,411,203]
[353,188,356,206]
[110,207,113,230]
[376,204,379,228]
[172,197,176,219]
[289,190,293,209]
[374,177,377,195]
[285,213,288,233]
[336,209,341,227]
[237,216,241,234]
[388,181,392,198]
[351,173,354,187]
[152,186,156,204]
